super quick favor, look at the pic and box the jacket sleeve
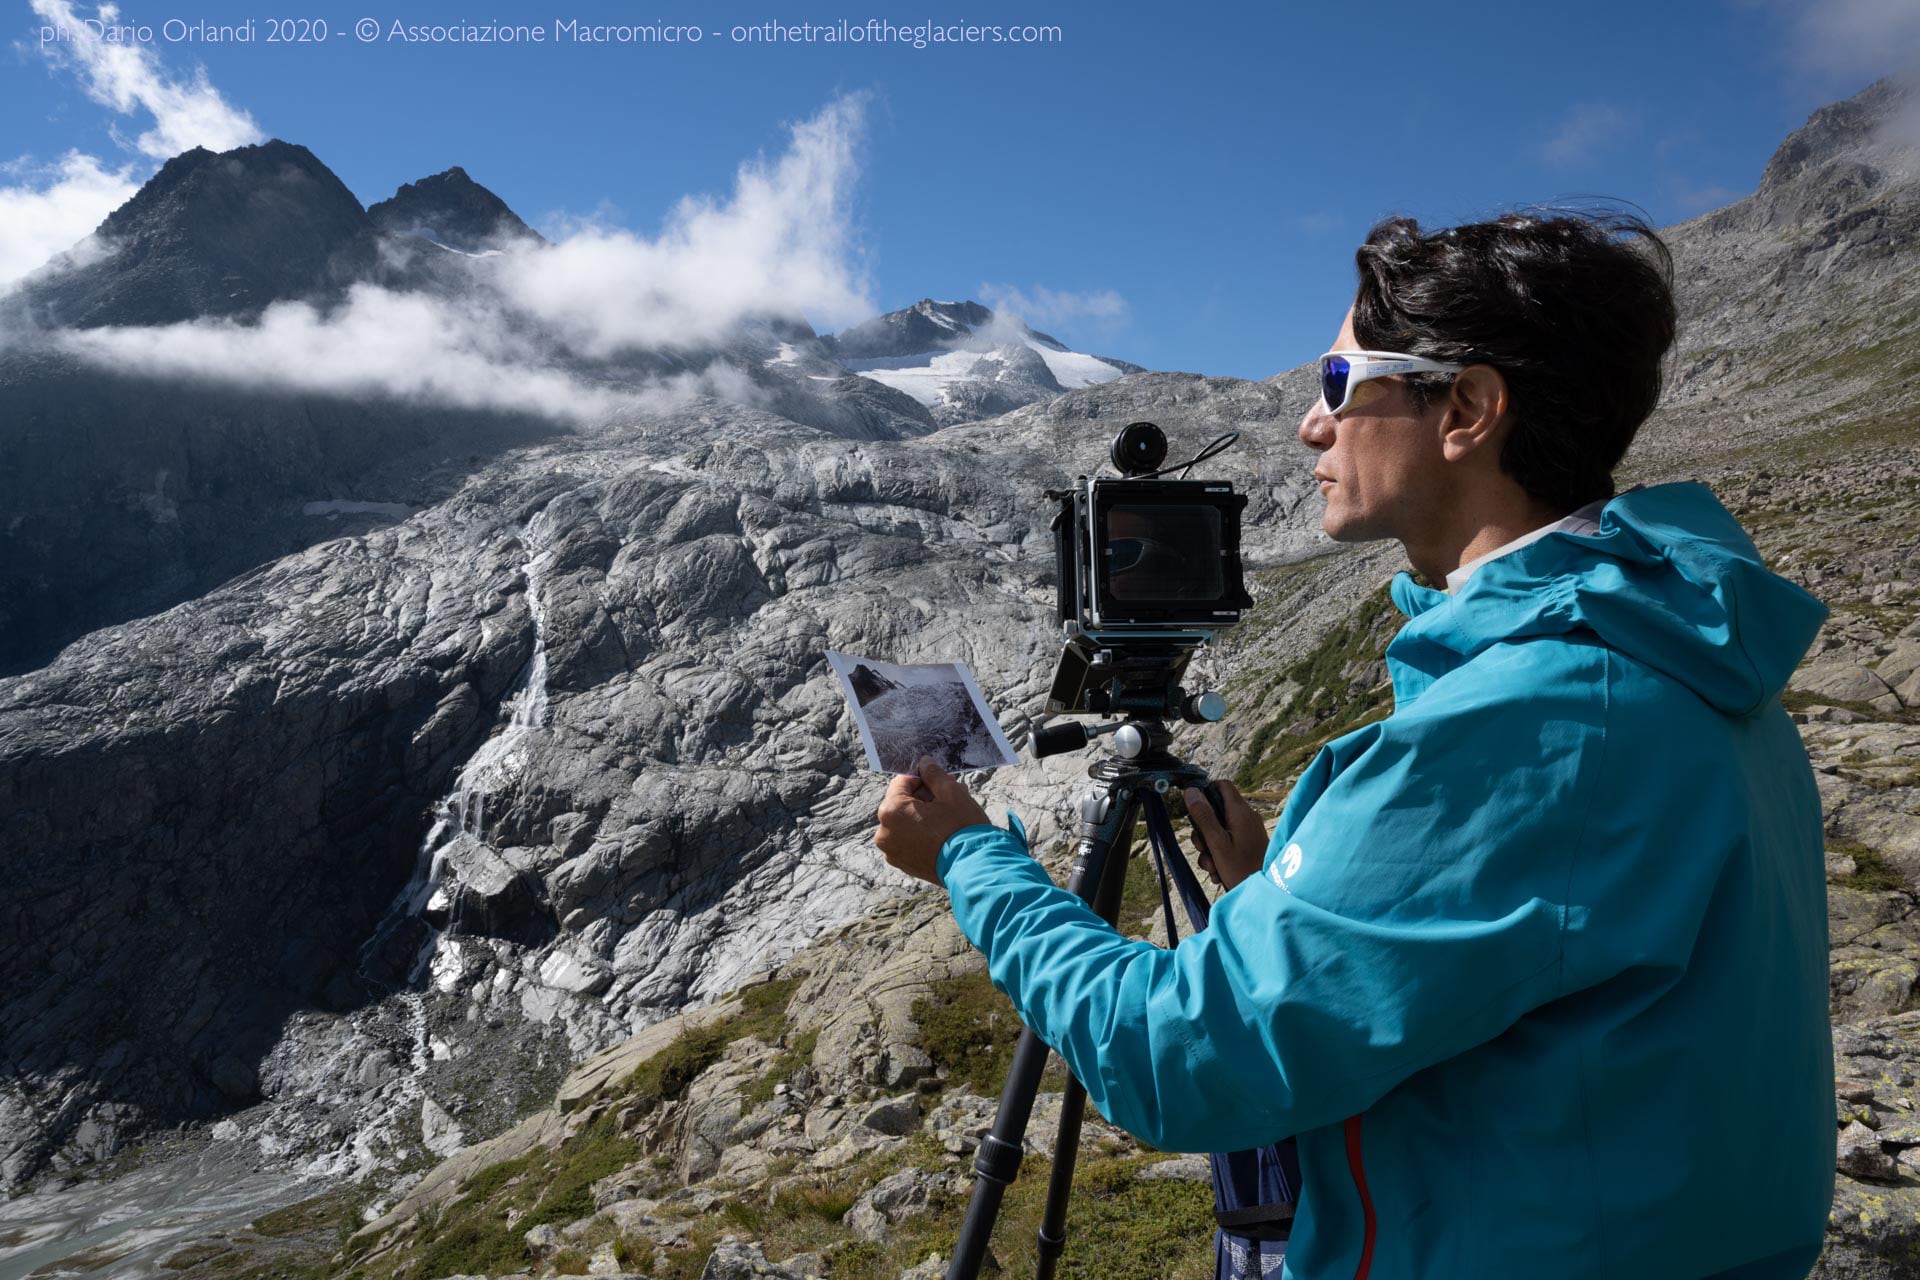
[937,666,1613,1152]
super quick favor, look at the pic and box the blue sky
[4,0,1916,381]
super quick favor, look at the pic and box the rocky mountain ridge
[368,166,547,255]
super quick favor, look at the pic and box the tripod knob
[1182,690,1227,723]
[1032,721,1091,758]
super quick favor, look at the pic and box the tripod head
[1030,697,1226,761]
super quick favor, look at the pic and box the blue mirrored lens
[1321,356,1350,411]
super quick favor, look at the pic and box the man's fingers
[1184,786,1228,850]
[1214,779,1268,850]
[884,772,931,807]
[877,776,930,840]
[916,756,957,798]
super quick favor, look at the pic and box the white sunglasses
[1319,349,1465,415]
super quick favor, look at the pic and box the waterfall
[357,523,554,990]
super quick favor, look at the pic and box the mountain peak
[368,165,544,254]
[824,298,1008,359]
[21,137,374,328]
[908,297,992,332]
[95,138,359,239]
[815,296,1140,424]
[1748,74,1918,228]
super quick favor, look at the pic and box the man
[875,209,1837,1278]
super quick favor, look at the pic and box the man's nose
[1298,400,1335,451]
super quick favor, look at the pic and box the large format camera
[1043,423,1251,724]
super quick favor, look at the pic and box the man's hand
[875,758,992,886]
[1183,781,1268,891]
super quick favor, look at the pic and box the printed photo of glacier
[826,650,1020,775]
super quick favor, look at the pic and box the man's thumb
[917,756,953,795]
[1184,787,1224,839]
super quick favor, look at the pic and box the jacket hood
[1386,481,1828,717]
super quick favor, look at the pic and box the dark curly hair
[1350,204,1677,512]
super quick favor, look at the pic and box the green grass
[1831,841,1910,895]
[1231,582,1399,794]
[160,1243,235,1272]
[548,1246,592,1274]
[741,1026,820,1114]
[406,1205,530,1280]
[456,1150,536,1201]
[157,1185,375,1280]
[1116,833,1170,934]
[1779,689,1918,725]
[622,976,801,1107]
[519,1115,642,1230]
[358,979,1222,1280]
[644,1149,1214,1280]
[912,970,1065,1095]
[1038,1154,1218,1279]
[369,1116,643,1278]
[350,974,817,1280]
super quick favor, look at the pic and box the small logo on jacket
[1269,843,1303,893]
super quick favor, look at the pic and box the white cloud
[1884,83,1920,150]
[52,285,630,422]
[0,150,140,289]
[1538,103,1631,167]
[493,92,874,357]
[41,95,877,426]
[976,283,1129,331]
[1778,0,1920,81]
[27,0,264,160]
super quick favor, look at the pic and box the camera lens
[1111,422,1168,476]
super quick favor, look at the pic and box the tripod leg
[1035,1075,1088,1279]
[1034,794,1136,1280]
[947,1024,1056,1279]
[945,784,1140,1280]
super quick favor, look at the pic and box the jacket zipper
[1344,1114,1377,1280]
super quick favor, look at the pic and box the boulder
[1138,1154,1212,1183]
[1792,661,1895,706]
[844,1167,939,1241]
[1836,1121,1894,1181]
[857,1093,923,1137]
[701,1238,812,1280]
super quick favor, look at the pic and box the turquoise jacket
[939,482,1836,1279]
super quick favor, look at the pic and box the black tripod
[946,718,1219,1280]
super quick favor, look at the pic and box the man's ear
[1436,364,1510,463]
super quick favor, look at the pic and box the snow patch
[422,234,503,259]
[841,334,1126,406]
[842,349,986,408]
[1020,334,1125,389]
[913,299,961,330]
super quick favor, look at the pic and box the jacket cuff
[938,821,1028,887]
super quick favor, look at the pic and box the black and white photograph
[825,650,1020,775]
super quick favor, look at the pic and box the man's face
[1297,307,1446,543]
